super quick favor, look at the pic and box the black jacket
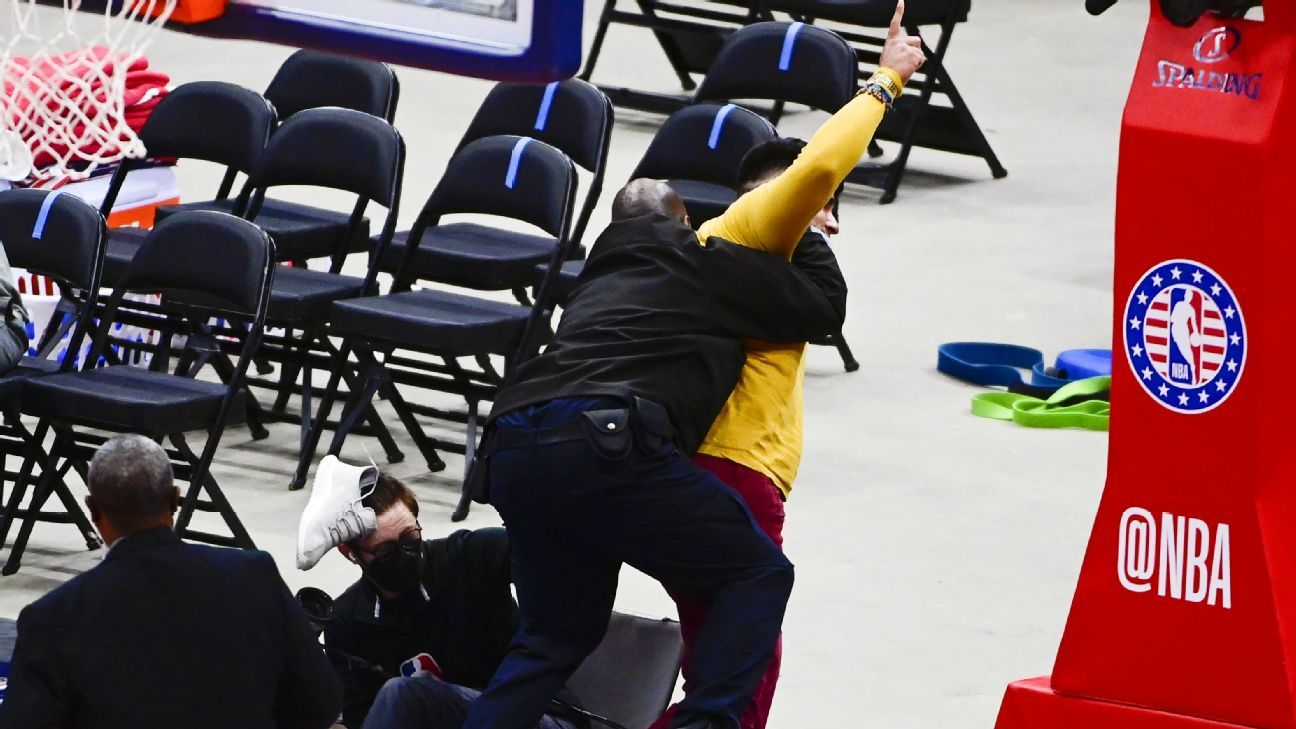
[492,215,845,452]
[325,528,584,728]
[791,229,847,323]
[0,528,340,729]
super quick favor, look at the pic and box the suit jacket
[0,527,341,729]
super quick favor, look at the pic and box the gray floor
[0,2,1153,726]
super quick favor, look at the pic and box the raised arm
[699,0,926,258]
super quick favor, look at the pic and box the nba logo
[1125,259,1244,414]
[1166,287,1204,386]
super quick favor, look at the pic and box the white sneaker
[296,455,379,571]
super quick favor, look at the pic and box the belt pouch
[580,408,634,460]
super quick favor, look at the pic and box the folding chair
[581,0,758,114]
[564,612,684,729]
[455,79,611,252]
[96,82,277,284]
[154,51,401,270]
[631,103,776,227]
[25,82,274,366]
[380,79,611,301]
[290,136,578,521]
[764,0,1008,203]
[695,20,857,113]
[231,108,409,468]
[264,49,401,123]
[0,211,275,574]
[0,190,109,564]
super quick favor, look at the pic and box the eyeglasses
[352,523,422,561]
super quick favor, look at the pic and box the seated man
[298,456,586,729]
[0,434,340,729]
[0,241,29,374]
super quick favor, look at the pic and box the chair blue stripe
[779,22,804,71]
[534,81,559,131]
[707,104,737,150]
[31,190,63,240]
[505,137,533,189]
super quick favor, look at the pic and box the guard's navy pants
[463,399,794,729]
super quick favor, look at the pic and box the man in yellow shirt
[653,4,926,728]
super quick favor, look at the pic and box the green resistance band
[971,376,1111,431]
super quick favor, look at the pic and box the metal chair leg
[1,427,63,575]
[452,399,479,523]
[172,431,254,549]
[290,341,354,490]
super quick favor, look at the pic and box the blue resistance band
[937,342,1112,397]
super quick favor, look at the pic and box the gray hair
[88,434,175,523]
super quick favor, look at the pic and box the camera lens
[296,587,335,624]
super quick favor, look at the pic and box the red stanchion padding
[995,5,1296,729]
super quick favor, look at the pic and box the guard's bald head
[611,179,689,224]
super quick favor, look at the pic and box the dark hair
[362,472,420,519]
[736,137,806,192]
[87,434,175,530]
[736,137,843,203]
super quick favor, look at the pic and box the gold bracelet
[867,71,902,100]
[857,83,893,110]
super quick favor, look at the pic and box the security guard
[459,180,842,729]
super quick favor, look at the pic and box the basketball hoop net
[1,0,176,186]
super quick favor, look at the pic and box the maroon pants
[650,453,787,729]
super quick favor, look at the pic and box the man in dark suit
[0,434,341,729]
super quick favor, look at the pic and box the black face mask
[362,538,426,596]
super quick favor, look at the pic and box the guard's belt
[494,422,586,451]
[937,342,1111,398]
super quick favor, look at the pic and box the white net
[1,0,177,186]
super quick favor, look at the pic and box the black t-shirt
[491,214,845,452]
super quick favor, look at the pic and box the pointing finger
[889,0,905,39]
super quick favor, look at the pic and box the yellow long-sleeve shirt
[693,72,896,496]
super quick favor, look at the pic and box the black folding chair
[264,49,400,123]
[632,102,776,227]
[290,136,578,521]
[581,0,758,113]
[97,82,277,282]
[764,0,1008,203]
[229,108,409,469]
[694,19,857,114]
[26,82,275,368]
[453,79,612,254]
[0,211,275,574]
[380,79,611,301]
[0,190,109,564]
[155,51,401,270]
[564,612,684,729]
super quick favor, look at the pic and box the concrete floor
[0,1,1154,726]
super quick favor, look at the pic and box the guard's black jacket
[491,214,846,452]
